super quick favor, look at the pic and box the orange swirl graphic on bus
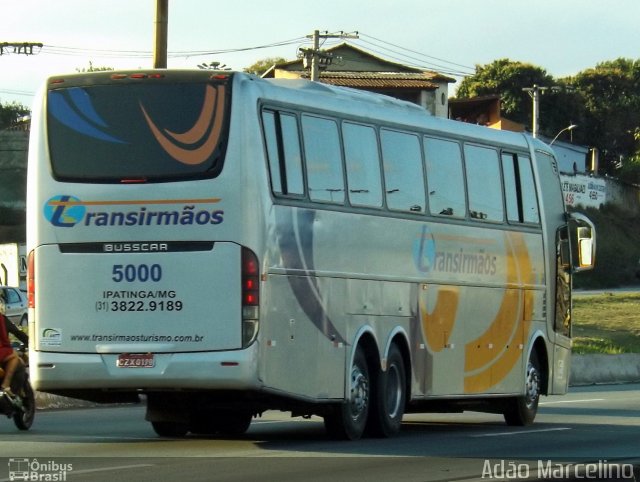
[463,232,534,393]
[420,287,459,352]
[140,84,226,165]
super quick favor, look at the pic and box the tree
[0,101,29,130]
[618,128,640,185]
[455,57,640,179]
[571,59,640,176]
[76,61,114,72]
[456,59,554,127]
[244,57,287,76]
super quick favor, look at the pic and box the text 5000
[113,264,162,282]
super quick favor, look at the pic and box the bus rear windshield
[47,80,230,182]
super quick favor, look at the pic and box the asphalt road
[0,383,638,481]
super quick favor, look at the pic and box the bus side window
[424,137,465,218]
[464,144,504,222]
[502,153,540,225]
[301,114,345,204]
[380,129,425,213]
[262,110,283,193]
[343,122,383,208]
[502,153,520,222]
[517,155,540,224]
[261,110,304,196]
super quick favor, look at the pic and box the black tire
[324,346,370,440]
[216,411,253,436]
[367,344,406,437]
[151,421,189,437]
[189,412,218,435]
[13,380,35,431]
[504,351,541,426]
[19,314,28,328]
[191,410,253,436]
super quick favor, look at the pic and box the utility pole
[0,42,43,56]
[522,84,547,138]
[300,30,359,81]
[309,30,321,82]
[153,0,168,68]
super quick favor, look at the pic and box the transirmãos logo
[43,195,224,228]
[44,195,86,227]
[413,225,436,273]
[413,225,498,276]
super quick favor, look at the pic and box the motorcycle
[0,342,35,430]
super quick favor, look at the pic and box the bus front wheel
[503,351,541,426]
[324,346,370,440]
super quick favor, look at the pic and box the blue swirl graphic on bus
[413,225,436,273]
[44,195,86,227]
[49,88,125,144]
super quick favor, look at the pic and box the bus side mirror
[568,213,596,272]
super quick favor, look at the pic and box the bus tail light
[241,248,260,347]
[27,250,35,308]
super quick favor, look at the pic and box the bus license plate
[117,353,155,368]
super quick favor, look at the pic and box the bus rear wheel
[190,410,253,436]
[367,344,406,437]
[151,421,189,437]
[324,346,370,440]
[504,351,541,426]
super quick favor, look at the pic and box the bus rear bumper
[30,345,261,393]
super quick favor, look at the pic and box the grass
[572,292,640,354]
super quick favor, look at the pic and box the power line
[359,33,475,73]
[2,34,473,80]
[0,89,34,97]
[355,41,470,77]
[352,36,474,78]
[41,45,151,58]
[38,37,308,60]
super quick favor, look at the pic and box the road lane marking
[470,427,571,437]
[253,418,321,424]
[71,464,156,475]
[540,398,605,405]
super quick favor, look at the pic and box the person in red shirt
[0,291,28,399]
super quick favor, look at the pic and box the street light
[549,124,578,145]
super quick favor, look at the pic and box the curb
[570,353,640,386]
[33,354,640,410]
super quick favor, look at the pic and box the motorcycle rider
[0,290,28,401]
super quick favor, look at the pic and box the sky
[1,0,639,108]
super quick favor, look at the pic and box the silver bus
[26,70,595,439]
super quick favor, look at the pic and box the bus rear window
[47,80,230,182]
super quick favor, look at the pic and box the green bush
[572,204,640,288]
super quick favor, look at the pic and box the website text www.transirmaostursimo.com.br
[70,333,205,343]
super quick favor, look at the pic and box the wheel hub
[349,366,369,421]
[524,361,540,409]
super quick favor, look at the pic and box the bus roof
[255,73,533,151]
